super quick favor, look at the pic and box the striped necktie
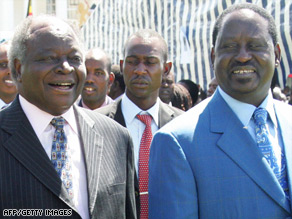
[253,108,289,198]
[51,117,74,199]
[137,114,153,219]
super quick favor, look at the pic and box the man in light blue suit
[149,3,292,218]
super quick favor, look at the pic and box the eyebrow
[126,55,160,59]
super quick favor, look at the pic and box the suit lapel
[209,93,290,213]
[74,106,104,215]
[274,103,292,209]
[1,97,77,212]
[114,100,126,127]
[158,101,176,128]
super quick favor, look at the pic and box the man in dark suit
[97,29,183,218]
[0,15,136,219]
[149,3,292,218]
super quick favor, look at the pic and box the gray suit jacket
[0,96,137,219]
[96,98,184,216]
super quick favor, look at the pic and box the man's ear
[210,47,215,69]
[108,72,115,85]
[14,59,22,82]
[275,43,281,68]
[164,62,172,75]
[107,72,115,94]
[120,60,124,74]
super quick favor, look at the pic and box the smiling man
[79,48,114,110]
[97,29,183,218]
[149,3,292,218]
[0,41,17,109]
[0,15,136,219]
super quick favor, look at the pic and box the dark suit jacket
[96,98,184,216]
[0,96,136,219]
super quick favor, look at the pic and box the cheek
[78,68,87,82]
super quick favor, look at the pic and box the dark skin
[82,49,114,110]
[0,43,17,104]
[159,71,175,104]
[14,18,86,116]
[121,36,172,110]
[211,9,281,107]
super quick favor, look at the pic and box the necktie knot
[137,114,152,126]
[253,108,268,126]
[51,117,65,130]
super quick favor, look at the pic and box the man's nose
[234,46,252,63]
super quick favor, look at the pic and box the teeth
[4,80,13,84]
[233,70,255,74]
[55,83,72,86]
[85,87,94,91]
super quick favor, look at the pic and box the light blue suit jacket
[149,91,292,218]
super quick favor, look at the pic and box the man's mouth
[4,79,14,85]
[232,69,255,74]
[84,87,95,92]
[49,82,74,90]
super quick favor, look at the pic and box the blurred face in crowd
[121,35,172,110]
[211,9,280,106]
[82,49,114,109]
[0,42,17,103]
[159,71,175,104]
[14,18,86,115]
[207,77,218,97]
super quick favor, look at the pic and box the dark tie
[51,117,73,199]
[137,114,153,219]
[253,108,289,198]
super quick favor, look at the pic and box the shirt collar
[19,95,78,136]
[218,87,277,127]
[0,98,7,109]
[121,94,159,126]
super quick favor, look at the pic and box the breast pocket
[106,182,125,195]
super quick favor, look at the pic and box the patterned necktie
[51,117,74,199]
[137,114,153,219]
[253,108,289,198]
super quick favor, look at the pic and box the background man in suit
[0,41,17,109]
[0,15,136,219]
[149,3,292,218]
[79,47,115,110]
[97,29,183,218]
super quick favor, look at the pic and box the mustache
[130,75,149,83]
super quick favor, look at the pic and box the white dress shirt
[0,98,10,109]
[218,87,285,172]
[121,94,159,175]
[19,95,89,219]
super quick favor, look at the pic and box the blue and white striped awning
[81,0,292,90]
